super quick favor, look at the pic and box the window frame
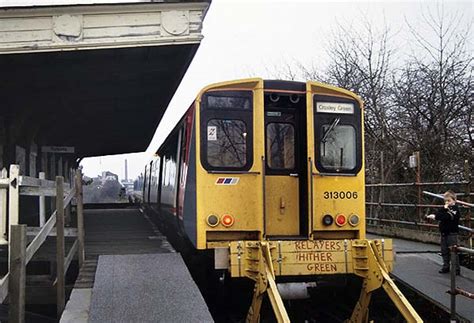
[200,90,254,171]
[313,95,362,175]
[266,122,296,171]
[319,124,357,171]
[206,118,249,169]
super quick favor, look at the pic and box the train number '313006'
[323,191,358,199]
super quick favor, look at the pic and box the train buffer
[235,240,422,323]
[370,235,474,322]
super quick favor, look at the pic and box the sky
[33,0,468,181]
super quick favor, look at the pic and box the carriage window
[201,90,253,171]
[207,119,247,168]
[320,125,356,170]
[266,123,295,169]
[206,93,251,110]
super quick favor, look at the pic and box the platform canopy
[0,1,210,160]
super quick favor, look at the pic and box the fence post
[56,176,65,318]
[450,246,457,322]
[0,168,8,244]
[9,164,20,227]
[464,160,472,250]
[39,172,46,227]
[415,151,422,221]
[9,224,27,323]
[75,169,85,268]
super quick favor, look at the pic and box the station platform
[369,234,474,321]
[60,207,212,323]
[89,253,213,322]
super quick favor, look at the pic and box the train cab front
[193,78,394,275]
[192,78,421,322]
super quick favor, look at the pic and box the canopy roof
[0,1,209,157]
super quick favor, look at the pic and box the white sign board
[316,102,354,114]
[408,155,417,168]
[42,146,75,153]
[207,126,217,141]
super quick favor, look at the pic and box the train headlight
[322,214,333,226]
[349,214,360,226]
[221,214,235,227]
[206,214,219,227]
[335,214,347,226]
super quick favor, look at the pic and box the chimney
[124,159,128,181]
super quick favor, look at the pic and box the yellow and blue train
[142,78,421,322]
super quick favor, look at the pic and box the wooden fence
[0,164,85,322]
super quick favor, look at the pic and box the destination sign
[316,102,354,114]
[42,146,75,153]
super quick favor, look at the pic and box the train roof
[263,80,306,92]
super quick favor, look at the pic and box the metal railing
[423,191,474,208]
[366,217,473,234]
[0,164,85,321]
[449,246,474,322]
[366,181,470,188]
[366,180,472,230]
[366,187,473,248]
[425,191,473,250]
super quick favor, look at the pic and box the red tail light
[335,214,347,226]
[221,214,234,227]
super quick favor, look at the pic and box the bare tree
[307,17,401,218]
[262,4,471,193]
[393,5,472,181]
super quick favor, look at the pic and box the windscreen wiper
[321,117,340,143]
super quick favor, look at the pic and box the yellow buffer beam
[246,242,290,323]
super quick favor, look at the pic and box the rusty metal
[366,181,470,188]
[366,217,473,234]
[415,152,422,221]
[446,245,474,321]
[423,191,474,208]
[454,288,474,299]
[450,246,457,321]
[366,202,447,208]
[366,217,438,228]
[457,246,474,255]
[464,160,472,233]
[366,201,471,209]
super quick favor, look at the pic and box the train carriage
[142,78,422,322]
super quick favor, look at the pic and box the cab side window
[320,124,356,170]
[207,119,247,168]
[200,91,253,171]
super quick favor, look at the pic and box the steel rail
[366,202,447,208]
[423,191,474,208]
[366,181,470,188]
[448,245,474,320]
[366,217,473,233]
[454,288,474,300]
[457,246,474,255]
